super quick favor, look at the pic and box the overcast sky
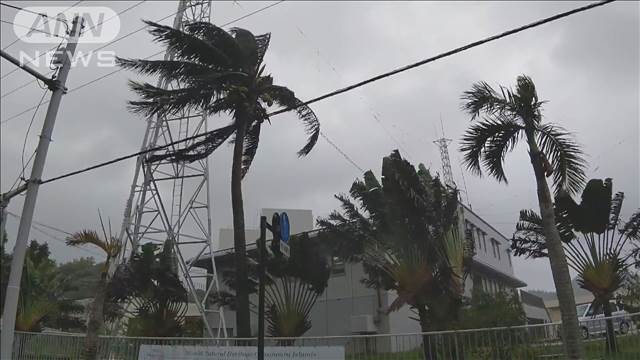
[1,1,638,291]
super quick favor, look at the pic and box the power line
[320,131,365,173]
[266,0,615,118]
[294,24,416,161]
[7,211,72,236]
[0,0,140,94]
[80,0,146,36]
[14,89,49,192]
[1,0,287,124]
[15,0,615,185]
[5,210,102,256]
[0,19,66,39]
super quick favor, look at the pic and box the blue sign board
[280,212,290,243]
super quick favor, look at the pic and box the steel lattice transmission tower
[115,0,226,338]
[433,136,456,189]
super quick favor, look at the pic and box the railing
[8,312,640,359]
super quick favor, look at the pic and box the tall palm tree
[117,21,320,337]
[66,218,121,360]
[512,178,640,353]
[460,75,587,359]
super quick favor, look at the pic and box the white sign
[138,345,344,360]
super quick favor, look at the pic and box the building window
[507,249,512,267]
[491,239,501,260]
[330,256,345,276]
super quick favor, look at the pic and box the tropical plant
[212,232,330,340]
[108,242,188,337]
[117,21,320,337]
[66,216,121,360]
[512,178,640,353]
[460,75,586,359]
[318,151,467,360]
[13,241,84,332]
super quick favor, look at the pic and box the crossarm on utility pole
[0,49,55,88]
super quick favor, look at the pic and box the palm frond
[117,58,247,87]
[459,117,524,181]
[511,210,548,258]
[184,21,244,64]
[514,75,546,124]
[622,210,640,240]
[66,230,109,255]
[229,28,271,70]
[143,20,235,68]
[147,123,237,163]
[460,81,512,120]
[535,123,587,195]
[241,121,261,178]
[126,80,219,118]
[265,85,320,156]
[481,116,524,182]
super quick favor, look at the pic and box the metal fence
[8,312,640,359]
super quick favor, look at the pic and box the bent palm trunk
[83,272,106,360]
[527,134,583,359]
[232,118,251,338]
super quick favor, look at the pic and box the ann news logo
[13,6,120,44]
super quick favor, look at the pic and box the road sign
[279,212,290,257]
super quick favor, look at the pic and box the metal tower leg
[115,0,226,338]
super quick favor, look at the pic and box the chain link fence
[7,312,640,359]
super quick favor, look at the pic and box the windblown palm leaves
[512,179,639,334]
[117,21,320,173]
[318,151,466,331]
[265,276,317,342]
[460,75,586,195]
[109,243,188,337]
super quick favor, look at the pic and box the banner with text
[138,345,345,360]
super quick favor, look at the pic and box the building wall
[461,205,515,277]
[213,206,527,337]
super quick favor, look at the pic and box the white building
[202,206,541,338]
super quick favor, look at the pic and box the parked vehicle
[576,302,631,339]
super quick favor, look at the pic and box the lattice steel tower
[433,134,456,189]
[115,0,226,338]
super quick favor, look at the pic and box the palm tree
[66,218,121,360]
[117,21,320,337]
[319,151,467,360]
[512,178,640,353]
[460,75,587,359]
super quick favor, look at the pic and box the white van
[576,302,631,339]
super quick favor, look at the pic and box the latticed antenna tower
[114,0,226,338]
[433,136,456,189]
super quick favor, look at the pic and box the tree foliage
[1,241,85,332]
[108,243,188,337]
[318,150,469,331]
[512,178,639,353]
[460,75,586,196]
[213,232,330,338]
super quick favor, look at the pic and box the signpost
[258,212,291,360]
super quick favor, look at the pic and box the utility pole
[0,16,83,359]
[257,216,267,360]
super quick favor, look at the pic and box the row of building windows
[477,275,505,294]
[465,220,512,267]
